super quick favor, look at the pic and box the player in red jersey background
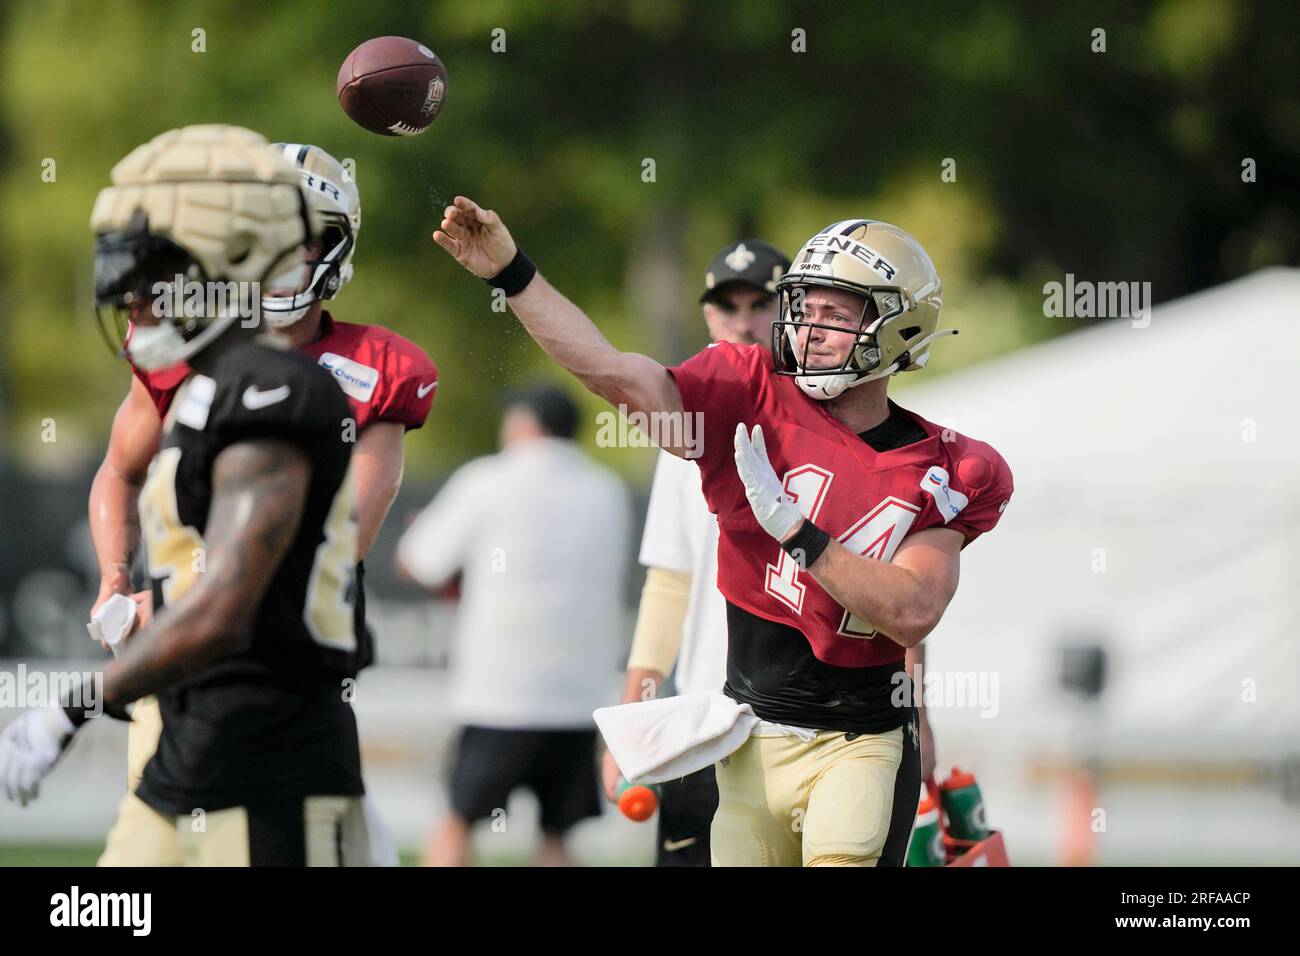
[87,144,437,866]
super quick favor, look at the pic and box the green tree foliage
[1,0,1295,475]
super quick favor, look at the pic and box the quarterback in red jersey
[88,144,437,866]
[434,198,1012,867]
[675,338,1009,671]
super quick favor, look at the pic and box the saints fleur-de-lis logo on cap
[725,243,756,272]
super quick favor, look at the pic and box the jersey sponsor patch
[318,352,379,403]
[175,375,216,431]
[920,465,969,523]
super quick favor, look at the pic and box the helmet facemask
[93,212,244,372]
[260,209,355,328]
[772,282,913,401]
[775,220,955,400]
[94,205,311,371]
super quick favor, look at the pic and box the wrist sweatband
[62,678,131,727]
[485,248,537,297]
[781,520,831,569]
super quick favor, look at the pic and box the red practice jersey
[134,312,438,431]
[669,342,1013,669]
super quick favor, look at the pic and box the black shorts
[655,764,718,867]
[448,726,601,835]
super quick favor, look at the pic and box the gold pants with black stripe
[98,697,371,867]
[99,697,179,867]
[174,795,372,866]
[710,719,921,867]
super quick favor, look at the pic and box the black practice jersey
[134,338,364,814]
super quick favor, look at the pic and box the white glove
[0,708,76,806]
[733,423,804,542]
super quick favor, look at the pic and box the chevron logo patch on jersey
[318,352,378,403]
[920,466,969,523]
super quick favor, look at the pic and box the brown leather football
[337,36,448,137]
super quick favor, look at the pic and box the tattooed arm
[101,438,311,708]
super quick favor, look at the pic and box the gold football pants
[711,715,921,867]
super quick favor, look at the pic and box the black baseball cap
[700,239,791,304]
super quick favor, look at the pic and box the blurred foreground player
[0,125,375,865]
[88,143,436,866]
[397,388,630,866]
[432,199,1012,866]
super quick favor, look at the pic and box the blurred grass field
[0,844,426,866]
[0,844,643,867]
[0,844,103,867]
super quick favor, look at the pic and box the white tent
[895,267,1300,862]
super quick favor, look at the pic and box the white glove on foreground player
[733,423,804,543]
[0,707,76,806]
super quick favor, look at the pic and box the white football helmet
[773,219,955,400]
[261,144,361,328]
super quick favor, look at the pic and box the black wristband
[62,679,132,727]
[64,701,131,724]
[58,673,94,729]
[484,248,537,297]
[781,520,831,570]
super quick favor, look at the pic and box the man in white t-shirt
[399,387,631,866]
[600,240,939,866]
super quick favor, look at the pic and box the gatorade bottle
[939,767,991,841]
[906,793,946,866]
[616,777,660,822]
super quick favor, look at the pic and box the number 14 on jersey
[763,464,920,638]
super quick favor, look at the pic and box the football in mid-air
[337,36,448,136]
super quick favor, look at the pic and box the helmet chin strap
[262,292,316,328]
[261,242,351,328]
[795,371,856,401]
